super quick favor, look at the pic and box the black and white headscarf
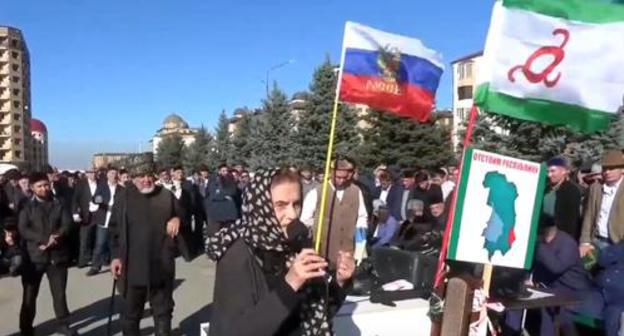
[206,168,332,336]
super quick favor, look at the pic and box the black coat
[550,180,582,241]
[204,175,240,222]
[18,197,72,265]
[109,185,189,294]
[71,179,98,223]
[210,236,347,336]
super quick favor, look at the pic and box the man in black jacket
[72,168,100,268]
[203,164,240,237]
[109,162,184,336]
[543,156,582,241]
[18,172,76,336]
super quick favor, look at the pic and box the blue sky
[0,0,494,168]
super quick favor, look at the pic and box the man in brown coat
[580,150,624,257]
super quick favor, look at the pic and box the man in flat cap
[18,172,76,336]
[581,150,624,256]
[543,155,582,241]
[109,160,185,336]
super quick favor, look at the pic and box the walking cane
[107,279,117,336]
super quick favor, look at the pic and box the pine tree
[466,111,624,166]
[292,57,360,170]
[184,125,212,172]
[156,134,186,169]
[359,110,454,169]
[230,108,254,166]
[208,110,232,168]
[247,84,293,169]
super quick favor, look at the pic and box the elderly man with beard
[109,162,185,336]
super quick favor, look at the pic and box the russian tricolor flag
[339,22,444,122]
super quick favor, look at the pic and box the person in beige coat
[580,150,624,257]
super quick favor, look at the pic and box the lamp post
[265,59,295,98]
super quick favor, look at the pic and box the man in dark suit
[71,168,100,268]
[86,167,121,276]
[192,166,210,247]
[543,156,582,241]
[18,172,76,336]
[203,164,240,237]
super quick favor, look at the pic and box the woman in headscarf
[206,168,355,336]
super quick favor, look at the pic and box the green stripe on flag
[448,147,473,261]
[524,163,546,270]
[475,84,614,133]
[504,0,624,24]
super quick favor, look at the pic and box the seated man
[596,241,624,336]
[505,216,603,336]
[390,200,442,253]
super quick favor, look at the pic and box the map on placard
[482,171,518,259]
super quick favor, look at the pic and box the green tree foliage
[247,84,293,169]
[230,108,254,166]
[208,110,233,167]
[359,110,454,169]
[465,111,624,166]
[184,125,212,172]
[291,57,360,169]
[156,134,185,169]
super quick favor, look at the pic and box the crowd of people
[2,148,624,335]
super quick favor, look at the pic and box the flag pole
[314,28,349,254]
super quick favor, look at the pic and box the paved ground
[0,257,216,336]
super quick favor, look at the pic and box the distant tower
[30,118,48,171]
[0,26,33,168]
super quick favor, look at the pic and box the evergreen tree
[208,110,233,168]
[359,110,454,169]
[247,84,293,169]
[184,125,212,172]
[292,57,360,170]
[230,108,254,166]
[465,111,624,166]
[156,134,186,168]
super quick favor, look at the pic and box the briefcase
[371,247,437,291]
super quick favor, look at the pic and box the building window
[10,39,18,48]
[13,113,20,121]
[458,86,473,100]
[13,138,21,146]
[12,101,20,108]
[15,150,21,159]
[457,64,465,80]
[12,89,19,96]
[11,51,18,59]
[13,125,21,133]
[11,76,19,83]
[466,62,473,78]
[11,64,18,72]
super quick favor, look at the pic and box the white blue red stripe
[339,22,444,122]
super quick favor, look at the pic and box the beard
[138,184,156,194]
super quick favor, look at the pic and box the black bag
[371,247,437,292]
[349,258,380,296]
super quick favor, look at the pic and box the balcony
[0,89,9,100]
[0,139,11,151]
[0,64,8,75]
[0,51,8,63]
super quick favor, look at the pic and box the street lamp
[265,59,295,98]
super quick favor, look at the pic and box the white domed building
[151,114,199,156]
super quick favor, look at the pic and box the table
[201,295,432,336]
[333,295,431,336]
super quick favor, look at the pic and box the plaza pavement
[0,257,216,336]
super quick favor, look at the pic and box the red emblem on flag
[508,28,570,88]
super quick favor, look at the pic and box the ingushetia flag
[339,22,444,122]
[476,0,624,133]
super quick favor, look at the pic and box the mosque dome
[162,114,189,130]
